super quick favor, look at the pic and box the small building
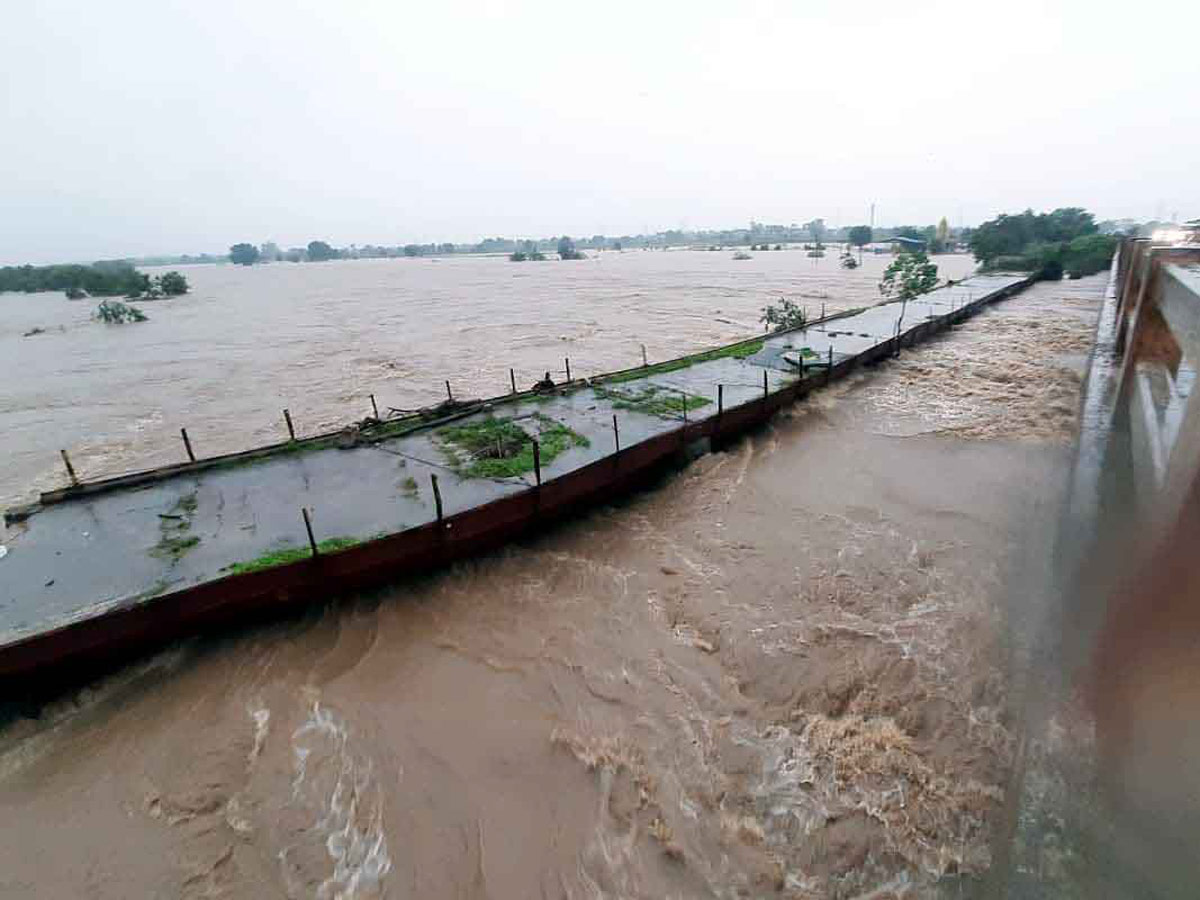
[884,235,927,253]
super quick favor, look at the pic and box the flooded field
[0,272,1103,898]
[0,250,976,523]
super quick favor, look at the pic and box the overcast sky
[2,0,1197,264]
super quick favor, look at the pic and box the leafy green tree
[880,251,938,303]
[157,272,189,295]
[0,261,153,297]
[307,240,338,261]
[94,300,147,323]
[230,243,260,265]
[510,240,546,262]
[969,207,1098,265]
[847,225,873,249]
[1062,233,1116,278]
[557,236,583,260]
[804,218,827,246]
[124,272,154,298]
[1040,207,1097,243]
[761,298,808,331]
[969,211,1039,263]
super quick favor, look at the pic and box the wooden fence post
[431,473,443,522]
[60,449,79,487]
[302,507,318,557]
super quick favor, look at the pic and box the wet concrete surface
[0,274,1027,646]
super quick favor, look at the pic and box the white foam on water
[286,700,393,900]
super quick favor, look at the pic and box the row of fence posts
[240,296,998,560]
[66,283,1005,494]
[276,348,821,558]
[54,342,838,502]
[51,340,840,528]
[50,296,1005,561]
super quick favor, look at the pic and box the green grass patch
[400,475,419,496]
[780,343,818,358]
[149,491,201,563]
[436,413,589,479]
[597,383,711,419]
[602,340,764,385]
[223,536,363,576]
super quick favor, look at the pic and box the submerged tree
[306,240,338,261]
[557,236,584,260]
[847,225,873,250]
[95,300,148,324]
[156,271,189,296]
[230,243,260,266]
[510,240,545,262]
[805,218,827,247]
[880,251,938,333]
[761,297,808,332]
[880,251,938,303]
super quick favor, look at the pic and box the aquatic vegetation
[400,476,420,496]
[95,300,148,324]
[597,383,710,418]
[761,298,808,332]
[149,491,201,563]
[436,413,589,479]
[149,534,199,562]
[223,536,362,576]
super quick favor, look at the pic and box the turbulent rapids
[0,272,1105,897]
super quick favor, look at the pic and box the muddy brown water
[0,265,1102,898]
[0,250,976,524]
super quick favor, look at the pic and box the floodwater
[0,250,975,523]
[0,261,1102,898]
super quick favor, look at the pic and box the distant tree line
[105,219,989,272]
[0,261,188,298]
[969,207,1116,279]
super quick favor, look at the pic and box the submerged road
[0,274,1025,656]
[0,275,1106,897]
